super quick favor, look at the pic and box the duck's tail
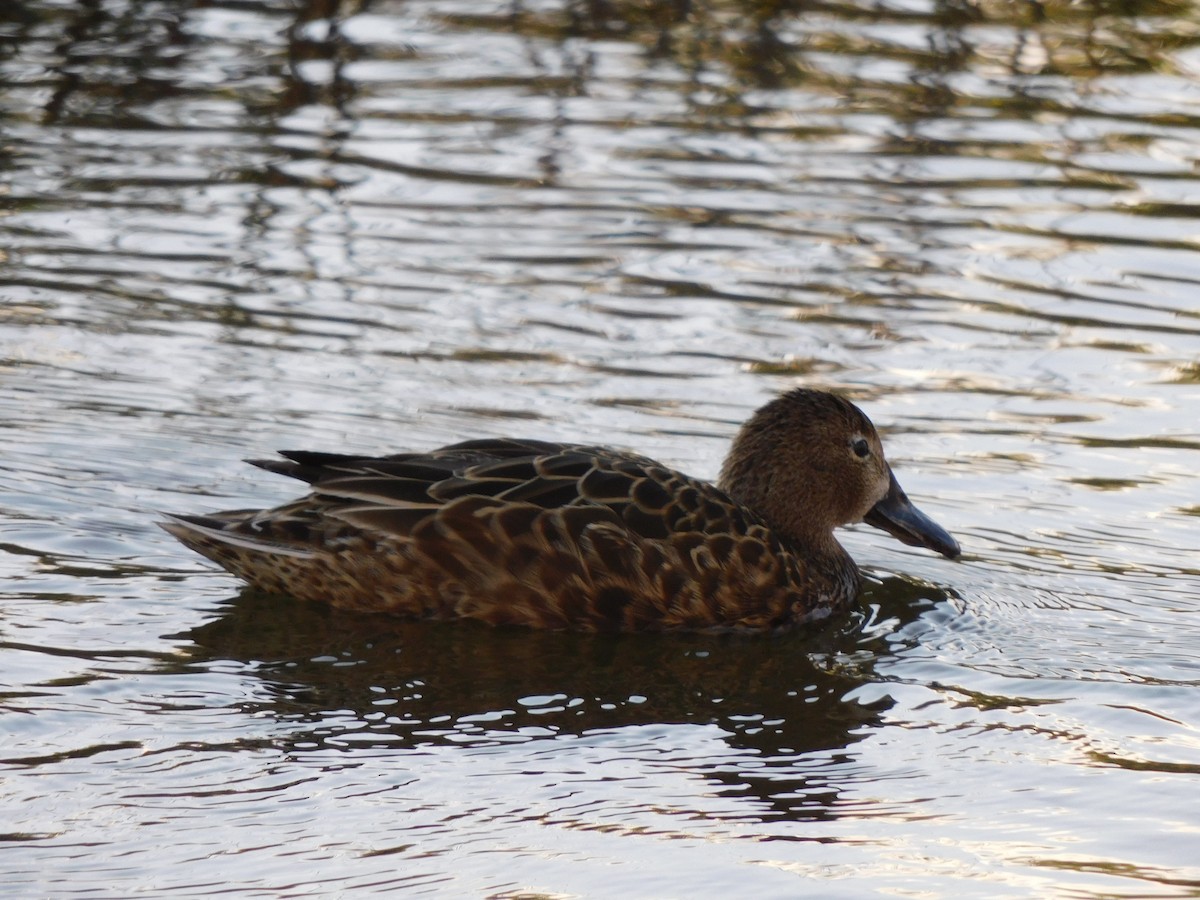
[159,511,319,588]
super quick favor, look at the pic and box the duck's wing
[240,439,759,543]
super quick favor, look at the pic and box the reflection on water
[2,0,1199,895]
[176,587,913,754]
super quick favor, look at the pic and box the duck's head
[718,389,960,559]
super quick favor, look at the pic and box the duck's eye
[851,437,871,459]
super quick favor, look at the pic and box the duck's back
[162,440,857,631]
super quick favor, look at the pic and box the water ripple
[3,0,1200,895]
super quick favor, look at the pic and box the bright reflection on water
[2,0,1199,896]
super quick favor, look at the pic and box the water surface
[1,0,1198,896]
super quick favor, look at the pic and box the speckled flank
[162,389,956,632]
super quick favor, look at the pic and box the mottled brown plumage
[161,389,959,632]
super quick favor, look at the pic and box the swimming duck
[162,389,959,632]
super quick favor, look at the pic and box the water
[2,0,1198,895]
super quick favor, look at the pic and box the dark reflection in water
[174,577,945,819]
[13,0,1200,133]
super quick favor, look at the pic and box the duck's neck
[718,463,830,552]
[769,521,863,617]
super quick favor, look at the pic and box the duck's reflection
[176,574,948,759]
[173,575,951,820]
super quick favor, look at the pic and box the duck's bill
[864,470,961,559]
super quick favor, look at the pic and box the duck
[161,388,959,632]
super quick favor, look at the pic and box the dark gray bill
[864,470,960,559]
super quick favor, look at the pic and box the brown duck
[162,389,959,632]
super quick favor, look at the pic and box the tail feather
[158,513,317,561]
